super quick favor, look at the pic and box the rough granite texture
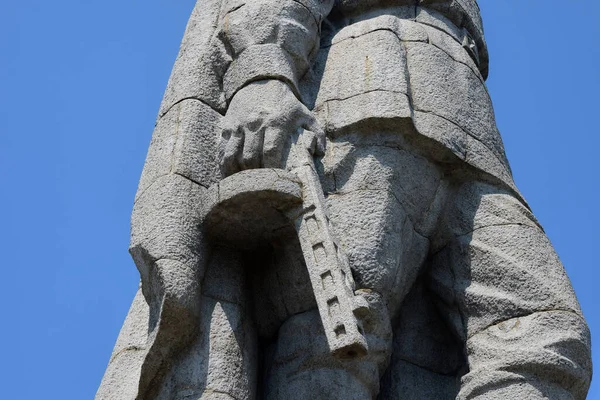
[97,0,592,399]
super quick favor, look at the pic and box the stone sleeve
[428,180,592,399]
[218,0,334,102]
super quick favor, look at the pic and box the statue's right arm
[218,0,334,104]
[217,0,334,175]
[125,2,335,396]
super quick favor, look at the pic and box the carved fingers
[297,111,326,157]
[219,80,325,177]
[241,124,265,170]
[220,123,288,175]
[219,126,239,177]
[262,125,287,169]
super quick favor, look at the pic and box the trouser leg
[160,247,257,400]
[264,291,391,400]
[428,180,592,399]
[265,137,445,399]
[322,136,445,315]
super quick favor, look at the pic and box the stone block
[405,41,509,172]
[130,173,207,269]
[411,110,468,162]
[200,169,303,250]
[158,297,257,400]
[326,189,411,299]
[464,135,517,193]
[431,223,583,337]
[136,99,221,201]
[445,180,538,238]
[419,0,488,77]
[316,29,410,104]
[333,1,417,19]
[158,0,227,115]
[422,22,483,82]
[96,288,149,400]
[461,311,592,400]
[315,90,412,134]
[329,15,427,46]
[416,6,463,45]
[322,140,442,229]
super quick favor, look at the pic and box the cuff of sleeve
[223,44,300,103]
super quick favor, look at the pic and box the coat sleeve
[428,180,592,399]
[217,0,334,103]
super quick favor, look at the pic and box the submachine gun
[286,129,370,359]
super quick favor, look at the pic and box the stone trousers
[160,132,589,400]
[262,131,589,399]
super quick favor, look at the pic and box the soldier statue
[97,1,592,399]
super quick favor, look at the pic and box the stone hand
[219,79,325,177]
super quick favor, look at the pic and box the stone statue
[97,1,592,399]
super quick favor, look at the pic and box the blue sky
[1,0,598,398]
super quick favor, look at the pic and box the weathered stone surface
[200,168,303,249]
[461,310,592,400]
[405,41,510,178]
[98,1,592,399]
[156,297,258,400]
[317,29,409,103]
[157,0,228,114]
[96,288,149,400]
[130,173,206,266]
[380,282,462,400]
[136,99,221,201]
[419,0,488,77]
[265,291,392,400]
[308,9,515,193]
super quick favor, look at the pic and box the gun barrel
[290,130,369,359]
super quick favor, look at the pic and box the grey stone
[416,6,464,46]
[461,310,592,400]
[264,292,392,400]
[130,173,206,266]
[381,282,463,399]
[98,1,592,399]
[157,0,229,115]
[153,296,258,400]
[419,0,489,77]
[316,29,410,103]
[136,99,221,200]
[200,168,303,249]
[96,288,149,400]
[405,41,509,173]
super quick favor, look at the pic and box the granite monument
[97,1,593,398]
